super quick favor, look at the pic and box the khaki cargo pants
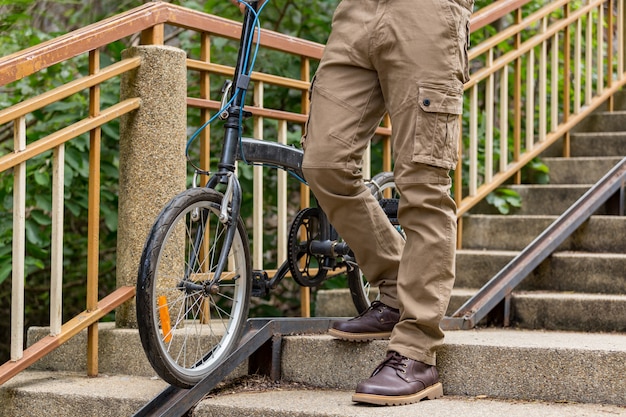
[301,0,473,365]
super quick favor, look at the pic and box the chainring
[287,207,328,287]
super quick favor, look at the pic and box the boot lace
[352,300,386,319]
[372,351,408,376]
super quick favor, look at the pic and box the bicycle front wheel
[137,187,251,388]
[347,172,401,313]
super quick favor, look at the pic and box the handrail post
[86,49,102,377]
[11,116,27,362]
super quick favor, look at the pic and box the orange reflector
[157,295,172,343]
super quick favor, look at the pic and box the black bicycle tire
[136,187,251,388]
[346,172,398,313]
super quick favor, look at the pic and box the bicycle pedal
[251,270,270,297]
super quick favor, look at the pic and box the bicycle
[135,0,400,389]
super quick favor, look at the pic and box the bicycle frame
[136,0,395,392]
[196,1,360,292]
[237,137,304,179]
[200,138,308,288]
[201,1,314,289]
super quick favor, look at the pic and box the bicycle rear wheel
[347,172,401,313]
[137,187,251,388]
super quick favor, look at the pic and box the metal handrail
[457,0,626,218]
[444,158,626,330]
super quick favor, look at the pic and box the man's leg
[351,0,472,405]
[301,0,404,312]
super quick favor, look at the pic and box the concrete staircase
[2,109,626,416]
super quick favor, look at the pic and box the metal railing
[0,1,352,385]
[1,0,625,385]
[457,0,626,241]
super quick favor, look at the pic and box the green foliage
[1,0,571,362]
[523,159,550,185]
[0,0,138,362]
[486,188,522,215]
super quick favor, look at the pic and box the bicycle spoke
[137,188,250,388]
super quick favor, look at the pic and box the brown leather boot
[328,301,399,341]
[352,351,443,406]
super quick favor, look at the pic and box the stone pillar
[116,45,187,327]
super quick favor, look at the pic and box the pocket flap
[418,86,463,115]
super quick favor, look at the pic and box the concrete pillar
[116,45,187,327]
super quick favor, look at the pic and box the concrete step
[543,131,626,158]
[461,214,626,252]
[471,184,593,215]
[543,156,624,184]
[6,327,626,416]
[5,368,625,417]
[512,291,626,331]
[568,131,626,156]
[193,389,626,417]
[456,250,626,294]
[26,323,157,376]
[471,182,622,216]
[24,322,248,380]
[279,330,626,405]
[316,287,626,332]
[573,110,626,133]
[0,371,167,417]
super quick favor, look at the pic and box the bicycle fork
[178,172,243,296]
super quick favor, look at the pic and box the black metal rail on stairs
[132,318,333,417]
[442,156,626,330]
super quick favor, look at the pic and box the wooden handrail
[468,0,568,62]
[0,286,135,386]
[0,98,141,172]
[186,97,393,137]
[470,0,534,31]
[186,58,311,91]
[0,57,141,125]
[457,0,622,216]
[1,0,542,87]
[0,2,324,87]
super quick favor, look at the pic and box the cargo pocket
[413,84,463,170]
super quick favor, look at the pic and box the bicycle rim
[137,188,251,388]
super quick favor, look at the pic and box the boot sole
[352,382,444,406]
[327,328,391,341]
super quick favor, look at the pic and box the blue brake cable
[186,1,307,184]
[186,1,265,165]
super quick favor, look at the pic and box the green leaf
[34,194,53,212]
[24,220,44,246]
[34,170,50,187]
[487,188,522,215]
[65,199,82,217]
[30,209,52,226]
[0,262,11,285]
